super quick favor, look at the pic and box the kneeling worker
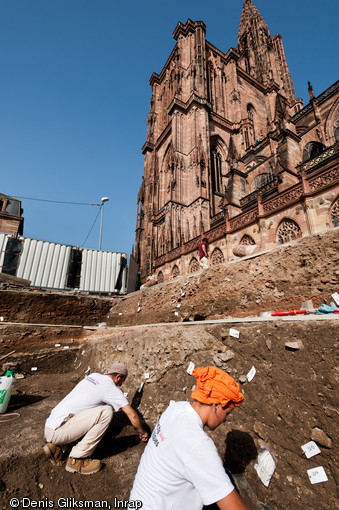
[130,366,249,510]
[44,362,149,475]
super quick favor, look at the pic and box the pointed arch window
[277,219,302,244]
[252,172,274,192]
[172,265,180,278]
[211,248,225,266]
[302,142,324,162]
[240,234,256,245]
[189,257,200,273]
[243,51,251,74]
[331,196,339,227]
[210,147,222,193]
[247,104,256,142]
[247,105,254,122]
[244,128,250,150]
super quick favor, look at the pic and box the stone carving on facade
[240,234,256,245]
[263,185,303,213]
[168,246,182,262]
[308,167,339,192]
[229,208,258,230]
[208,224,227,241]
[189,257,200,273]
[301,146,338,172]
[154,254,166,268]
[233,244,257,257]
[211,248,225,266]
[277,218,302,244]
[230,89,240,103]
[184,238,200,254]
[330,196,339,227]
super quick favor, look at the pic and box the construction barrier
[0,232,127,294]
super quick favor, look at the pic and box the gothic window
[200,158,206,188]
[240,234,256,245]
[210,147,222,193]
[243,51,250,74]
[152,239,156,259]
[172,265,180,278]
[211,248,225,266]
[159,235,165,256]
[157,271,164,283]
[252,173,274,192]
[302,142,324,162]
[331,196,339,227]
[247,104,254,121]
[189,257,200,273]
[277,219,302,244]
[335,127,339,142]
[247,104,256,141]
[244,128,250,150]
[137,197,144,228]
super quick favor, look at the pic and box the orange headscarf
[191,366,244,408]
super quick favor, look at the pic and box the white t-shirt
[130,402,234,510]
[46,373,129,430]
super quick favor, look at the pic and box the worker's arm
[121,404,149,442]
[202,244,208,257]
[217,489,249,510]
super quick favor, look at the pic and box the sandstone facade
[0,192,24,235]
[135,0,339,281]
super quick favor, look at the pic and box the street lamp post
[99,196,109,250]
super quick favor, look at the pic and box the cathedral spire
[238,0,269,43]
[237,0,296,102]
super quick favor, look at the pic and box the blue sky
[1,0,337,255]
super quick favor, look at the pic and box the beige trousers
[200,256,210,270]
[45,405,113,459]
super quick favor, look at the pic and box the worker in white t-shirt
[130,366,248,510]
[44,362,149,475]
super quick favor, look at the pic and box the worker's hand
[139,431,149,442]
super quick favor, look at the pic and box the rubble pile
[108,229,339,327]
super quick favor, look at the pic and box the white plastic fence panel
[47,243,61,288]
[0,233,10,271]
[100,251,107,291]
[1,234,126,293]
[35,241,49,287]
[17,237,70,289]
[80,249,90,290]
[54,244,71,289]
[17,237,37,282]
[80,249,125,293]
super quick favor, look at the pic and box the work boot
[43,443,63,466]
[65,457,102,475]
